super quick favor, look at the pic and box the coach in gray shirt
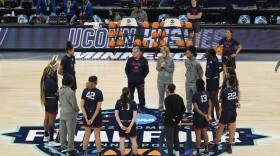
[59,75,80,155]
[130,4,148,25]
[156,46,175,116]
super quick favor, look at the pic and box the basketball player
[115,87,138,156]
[125,46,149,113]
[215,29,242,73]
[164,84,186,156]
[80,76,103,156]
[205,49,223,121]
[156,46,175,117]
[192,79,212,155]
[187,0,202,48]
[40,65,60,146]
[185,45,203,114]
[212,76,240,154]
[58,41,77,92]
[59,75,80,155]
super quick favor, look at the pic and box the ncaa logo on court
[2,108,268,156]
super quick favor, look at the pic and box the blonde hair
[40,66,54,107]
[132,46,141,51]
[160,46,170,55]
[86,81,94,90]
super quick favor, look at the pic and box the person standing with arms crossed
[58,41,77,92]
[185,45,203,114]
[156,46,175,117]
[187,0,202,48]
[125,46,149,113]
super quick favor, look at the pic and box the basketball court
[0,52,280,155]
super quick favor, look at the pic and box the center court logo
[2,108,268,156]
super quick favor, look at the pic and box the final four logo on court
[2,109,268,156]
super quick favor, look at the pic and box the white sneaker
[175,151,180,156]
[48,141,61,147]
[43,136,50,142]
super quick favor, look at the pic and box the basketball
[159,30,167,37]
[159,40,167,46]
[116,39,124,46]
[134,39,142,46]
[185,22,192,29]
[109,22,116,29]
[108,40,115,47]
[159,21,165,28]
[115,30,123,37]
[117,20,121,27]
[152,32,159,39]
[108,30,115,38]
[142,21,149,28]
[176,40,185,47]
[152,22,159,29]
[216,46,223,55]
[142,40,149,47]
[152,41,158,48]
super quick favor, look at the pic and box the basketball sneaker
[48,141,61,147]
[43,136,50,142]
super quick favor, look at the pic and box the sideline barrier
[0,27,280,51]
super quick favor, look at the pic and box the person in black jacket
[125,46,149,113]
[164,84,186,156]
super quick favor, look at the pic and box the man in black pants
[164,84,186,156]
[125,46,149,113]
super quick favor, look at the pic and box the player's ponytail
[40,66,53,107]
[120,87,130,110]
[227,68,239,87]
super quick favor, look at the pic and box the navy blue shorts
[193,113,209,129]
[219,109,237,124]
[83,113,102,128]
[45,98,58,114]
[119,122,137,138]
[206,78,220,92]
[222,56,236,69]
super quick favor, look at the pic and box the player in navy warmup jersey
[205,49,223,121]
[58,41,77,92]
[40,65,60,146]
[80,76,103,156]
[212,76,240,154]
[215,29,242,74]
[115,87,138,156]
[192,79,212,155]
[125,46,149,113]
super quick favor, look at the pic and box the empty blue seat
[158,14,170,23]
[178,15,188,23]
[254,16,267,24]
[17,14,28,23]
[238,15,250,24]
